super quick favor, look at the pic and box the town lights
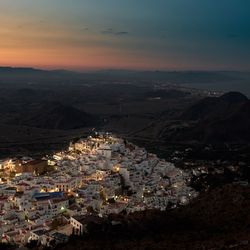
[2,132,197,248]
[113,165,120,172]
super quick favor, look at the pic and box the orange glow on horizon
[0,46,180,71]
[0,16,180,71]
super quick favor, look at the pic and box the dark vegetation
[0,243,16,250]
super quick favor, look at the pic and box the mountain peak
[219,91,248,103]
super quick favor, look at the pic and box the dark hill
[9,102,98,130]
[220,91,248,103]
[201,100,250,142]
[181,91,248,121]
[168,92,250,143]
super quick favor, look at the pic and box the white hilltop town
[0,132,198,247]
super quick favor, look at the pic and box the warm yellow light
[113,165,120,172]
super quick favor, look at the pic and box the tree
[51,218,62,229]
[86,206,94,213]
[26,240,39,249]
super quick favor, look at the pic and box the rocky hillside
[54,184,250,250]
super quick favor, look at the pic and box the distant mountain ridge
[0,66,79,76]
[0,66,249,84]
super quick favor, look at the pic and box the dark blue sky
[0,0,249,70]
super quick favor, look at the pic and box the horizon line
[0,65,249,74]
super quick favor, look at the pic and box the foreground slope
[56,184,250,250]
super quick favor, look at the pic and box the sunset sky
[0,0,249,71]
